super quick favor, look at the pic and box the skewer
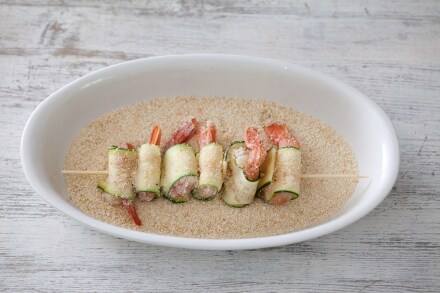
[61,170,368,179]
[62,170,109,175]
[301,174,368,179]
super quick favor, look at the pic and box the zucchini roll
[222,128,266,207]
[98,143,142,225]
[258,123,302,205]
[161,118,199,203]
[135,125,162,201]
[194,121,224,200]
[98,144,137,200]
[258,147,301,205]
[161,144,198,203]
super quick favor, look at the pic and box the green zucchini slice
[98,145,137,200]
[193,143,224,200]
[222,141,259,207]
[256,147,277,196]
[161,143,198,203]
[134,144,161,199]
[260,146,301,204]
[223,140,245,161]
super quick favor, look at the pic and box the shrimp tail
[264,123,300,149]
[197,120,217,147]
[149,125,161,145]
[163,118,198,152]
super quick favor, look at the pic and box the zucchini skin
[222,141,259,207]
[160,144,198,202]
[260,146,301,203]
[194,143,224,200]
[135,144,161,197]
[98,146,137,200]
[223,140,245,161]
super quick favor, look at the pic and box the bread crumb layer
[64,96,358,239]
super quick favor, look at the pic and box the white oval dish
[21,55,399,250]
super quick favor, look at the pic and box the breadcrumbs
[64,96,358,239]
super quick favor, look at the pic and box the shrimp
[244,127,267,181]
[163,118,198,152]
[197,120,216,147]
[149,125,161,145]
[264,122,300,149]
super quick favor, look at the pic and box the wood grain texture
[1,0,439,292]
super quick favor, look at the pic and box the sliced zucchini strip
[98,146,137,200]
[261,146,301,202]
[194,143,224,200]
[256,147,277,196]
[222,141,259,207]
[161,143,198,202]
[135,144,161,197]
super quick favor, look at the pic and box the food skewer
[62,170,109,175]
[62,120,367,226]
[301,174,367,178]
[61,170,367,179]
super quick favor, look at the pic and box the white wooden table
[1,1,439,291]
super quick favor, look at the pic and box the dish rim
[21,54,400,250]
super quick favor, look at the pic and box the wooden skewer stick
[61,170,109,175]
[61,170,368,179]
[301,174,368,179]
